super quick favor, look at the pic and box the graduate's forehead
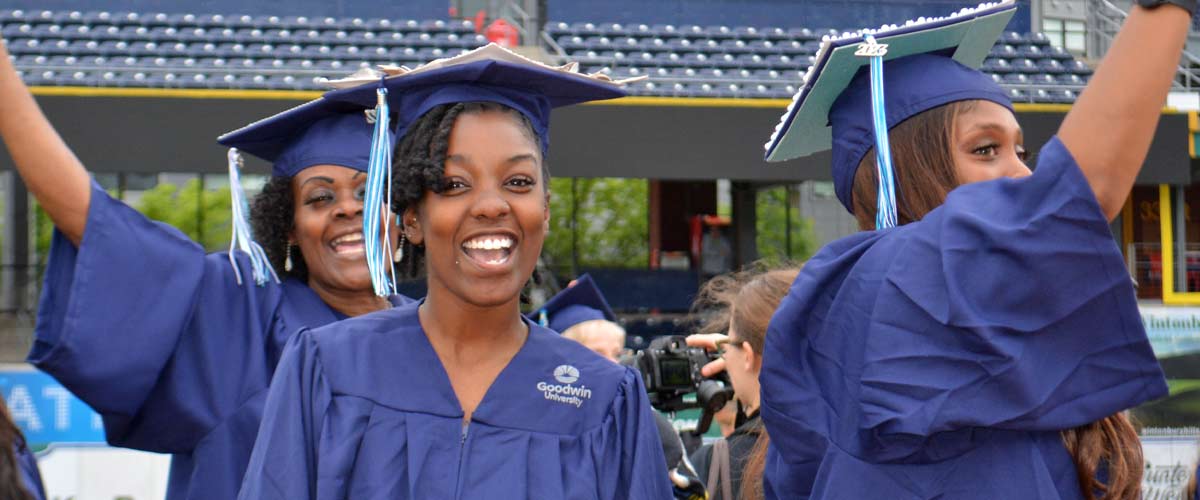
[952,100,1022,140]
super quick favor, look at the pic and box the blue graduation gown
[239,301,673,500]
[16,442,45,500]
[27,184,411,500]
[760,137,1168,500]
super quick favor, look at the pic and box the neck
[741,380,761,416]
[419,282,528,364]
[307,279,390,317]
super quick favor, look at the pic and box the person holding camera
[686,267,820,500]
[534,274,708,500]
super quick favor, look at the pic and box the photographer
[685,268,798,500]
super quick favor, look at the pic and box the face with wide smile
[291,164,399,293]
[405,109,548,309]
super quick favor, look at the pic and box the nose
[333,196,364,219]
[470,188,511,220]
[1009,156,1033,179]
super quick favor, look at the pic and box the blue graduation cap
[762,0,1018,228]
[213,98,391,286]
[319,44,636,296]
[530,274,618,334]
[217,98,388,177]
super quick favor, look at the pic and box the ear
[402,206,424,246]
[741,341,760,372]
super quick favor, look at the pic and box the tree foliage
[543,177,649,274]
[756,185,817,264]
[134,179,234,251]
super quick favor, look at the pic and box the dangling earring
[393,233,405,263]
[284,244,294,272]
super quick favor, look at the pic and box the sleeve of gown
[238,329,328,500]
[27,183,280,453]
[16,441,46,500]
[603,368,673,500]
[857,136,1167,460]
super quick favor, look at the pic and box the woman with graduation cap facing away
[238,44,671,500]
[758,0,1189,498]
[0,37,412,500]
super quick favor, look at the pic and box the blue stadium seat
[719,39,752,54]
[1008,88,1028,102]
[545,22,570,36]
[1066,59,1091,74]
[1027,32,1052,46]
[1002,72,1028,85]
[1049,89,1077,103]
[1016,44,1043,58]
[1038,58,1065,74]
[678,25,706,38]
[1028,73,1056,86]
[989,43,1017,58]
[734,26,763,40]
[0,9,30,24]
[704,25,734,39]
[983,57,1012,74]
[1,23,32,38]
[1001,31,1027,45]
[748,40,781,54]
[664,38,697,53]
[1045,45,1075,60]
[597,23,626,37]
[783,27,815,41]
[1012,58,1039,73]
[1056,73,1086,86]
[650,24,677,37]
[59,24,97,40]
[765,54,801,69]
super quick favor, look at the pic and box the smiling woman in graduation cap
[238,45,670,500]
[758,0,1190,499]
[0,38,414,500]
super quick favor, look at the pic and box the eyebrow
[352,171,364,180]
[299,176,335,188]
[965,122,1024,139]
[445,153,540,167]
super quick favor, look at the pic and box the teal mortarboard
[530,274,618,334]
[762,0,1018,227]
[318,44,640,296]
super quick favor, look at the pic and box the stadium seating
[1,8,1091,102]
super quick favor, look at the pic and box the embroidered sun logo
[553,365,580,384]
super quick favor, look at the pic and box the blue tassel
[863,35,898,230]
[363,86,397,297]
[226,148,279,286]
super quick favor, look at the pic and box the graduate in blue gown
[0,38,412,498]
[757,1,1191,499]
[2,394,45,500]
[239,44,671,500]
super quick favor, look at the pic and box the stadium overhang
[0,88,1191,186]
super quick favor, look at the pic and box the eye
[354,184,367,201]
[972,144,999,157]
[1016,145,1029,162]
[304,191,333,205]
[506,176,536,191]
[440,178,468,193]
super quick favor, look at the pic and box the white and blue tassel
[861,35,899,230]
[363,86,398,297]
[226,148,280,286]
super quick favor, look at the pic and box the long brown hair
[693,266,801,500]
[0,393,36,500]
[851,100,1143,500]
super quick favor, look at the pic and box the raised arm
[1058,3,1191,221]
[0,38,92,244]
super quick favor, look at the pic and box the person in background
[758,0,1188,498]
[1,393,44,500]
[535,273,707,500]
[686,267,810,500]
[0,35,411,499]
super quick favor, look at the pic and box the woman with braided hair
[239,46,671,500]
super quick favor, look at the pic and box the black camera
[624,335,733,435]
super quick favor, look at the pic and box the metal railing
[1087,0,1200,90]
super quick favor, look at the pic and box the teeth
[463,236,514,250]
[332,233,364,245]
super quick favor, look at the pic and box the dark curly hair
[250,176,308,282]
[390,101,546,279]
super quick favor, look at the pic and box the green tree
[544,177,649,274]
[756,185,817,264]
[135,179,234,251]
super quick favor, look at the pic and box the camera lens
[695,379,732,412]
